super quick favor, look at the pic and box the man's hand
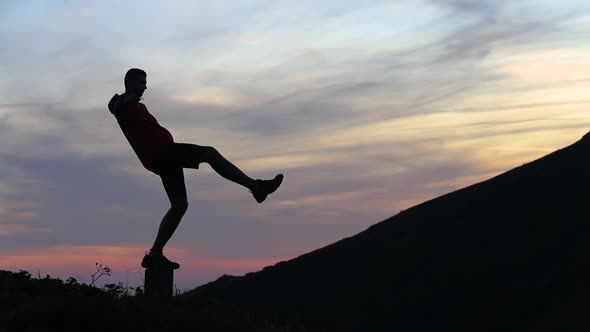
[111,92,139,120]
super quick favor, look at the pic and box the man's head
[124,68,147,98]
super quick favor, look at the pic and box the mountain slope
[186,132,590,331]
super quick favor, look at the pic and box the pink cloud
[0,223,49,236]
[0,200,43,223]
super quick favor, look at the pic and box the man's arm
[110,92,140,121]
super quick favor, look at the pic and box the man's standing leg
[141,167,187,269]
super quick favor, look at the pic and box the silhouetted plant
[103,282,126,298]
[174,283,182,296]
[65,277,78,285]
[90,262,111,287]
[17,269,32,280]
[134,286,144,297]
[1,269,318,332]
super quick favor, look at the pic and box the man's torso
[110,96,174,171]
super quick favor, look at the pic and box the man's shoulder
[136,102,148,111]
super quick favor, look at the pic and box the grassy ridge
[0,270,317,332]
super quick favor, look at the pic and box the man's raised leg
[201,146,256,189]
[201,146,283,203]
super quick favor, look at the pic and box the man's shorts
[151,143,207,201]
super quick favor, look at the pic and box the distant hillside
[186,132,590,331]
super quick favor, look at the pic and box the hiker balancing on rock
[108,68,284,269]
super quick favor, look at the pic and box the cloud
[0,224,48,236]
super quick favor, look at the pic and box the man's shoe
[141,251,180,270]
[250,174,284,203]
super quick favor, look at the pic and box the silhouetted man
[108,68,283,269]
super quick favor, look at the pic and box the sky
[1,0,590,290]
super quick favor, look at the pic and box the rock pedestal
[145,267,176,297]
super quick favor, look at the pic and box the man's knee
[170,196,188,213]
